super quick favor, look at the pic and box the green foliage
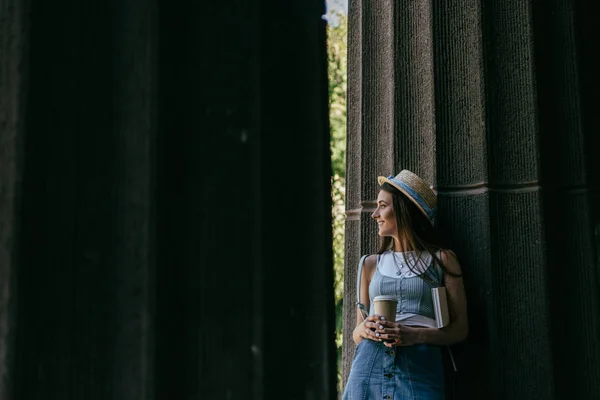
[328,12,347,179]
[331,173,345,392]
[327,7,347,394]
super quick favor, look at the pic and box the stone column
[0,0,28,397]
[344,0,438,387]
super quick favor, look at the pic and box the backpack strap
[435,249,444,283]
[356,255,369,321]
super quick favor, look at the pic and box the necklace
[391,251,403,276]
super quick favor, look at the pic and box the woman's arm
[377,250,469,346]
[352,255,382,345]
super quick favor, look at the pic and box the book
[431,286,450,328]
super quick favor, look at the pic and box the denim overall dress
[342,252,445,400]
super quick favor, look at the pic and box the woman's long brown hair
[376,183,462,283]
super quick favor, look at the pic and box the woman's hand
[376,320,421,347]
[354,315,388,343]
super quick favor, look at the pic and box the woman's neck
[392,237,410,252]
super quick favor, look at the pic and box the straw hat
[377,170,437,221]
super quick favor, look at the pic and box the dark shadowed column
[259,3,337,398]
[13,1,158,398]
[155,3,261,397]
[15,0,118,398]
[0,0,28,398]
[533,1,600,398]
[111,0,157,398]
[156,0,336,399]
[6,0,336,399]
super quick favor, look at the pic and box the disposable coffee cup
[373,295,398,322]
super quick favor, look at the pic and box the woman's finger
[366,329,382,341]
[379,333,396,340]
[366,321,388,338]
[366,315,383,323]
[363,323,382,341]
[379,332,403,345]
[365,321,383,330]
[377,320,396,328]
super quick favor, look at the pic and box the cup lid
[373,295,398,302]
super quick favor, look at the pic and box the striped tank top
[368,250,443,327]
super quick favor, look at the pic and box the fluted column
[343,0,437,387]
[343,0,398,384]
[393,0,436,182]
[342,0,364,382]
[431,1,490,397]
[482,1,554,398]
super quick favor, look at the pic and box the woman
[342,170,468,400]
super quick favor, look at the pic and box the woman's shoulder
[438,249,461,275]
[438,248,457,261]
[362,254,379,275]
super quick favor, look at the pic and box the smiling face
[371,190,398,240]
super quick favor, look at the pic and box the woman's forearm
[352,321,366,345]
[414,320,468,346]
